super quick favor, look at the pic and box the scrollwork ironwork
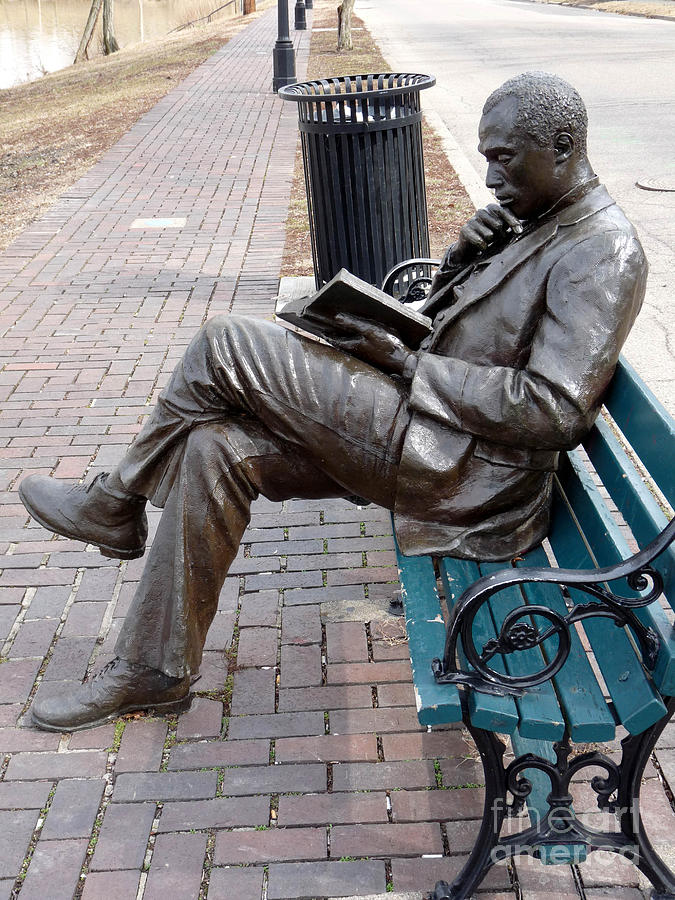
[401,277,433,304]
[427,701,675,899]
[500,735,623,844]
[432,518,674,696]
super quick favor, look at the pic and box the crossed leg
[25,315,410,729]
[110,315,410,677]
[115,417,399,678]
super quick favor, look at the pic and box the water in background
[0,0,240,89]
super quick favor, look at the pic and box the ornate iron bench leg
[616,696,675,899]
[426,698,675,899]
[428,720,510,900]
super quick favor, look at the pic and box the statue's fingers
[307,310,351,333]
[462,223,492,247]
[495,205,523,232]
[332,311,361,328]
[475,207,505,230]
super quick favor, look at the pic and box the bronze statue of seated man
[19,72,647,732]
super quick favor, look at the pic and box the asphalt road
[357,0,675,412]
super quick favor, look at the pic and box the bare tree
[74,0,119,62]
[337,0,354,51]
[102,0,120,54]
[74,0,103,63]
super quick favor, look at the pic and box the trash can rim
[278,73,435,103]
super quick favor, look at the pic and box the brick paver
[0,2,672,898]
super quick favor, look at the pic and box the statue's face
[478,96,564,221]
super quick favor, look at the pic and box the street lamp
[273,0,296,92]
[294,0,306,31]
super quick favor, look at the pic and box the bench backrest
[502,356,674,743]
[559,357,675,696]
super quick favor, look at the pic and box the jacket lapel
[439,220,558,328]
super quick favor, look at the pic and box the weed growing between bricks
[385,860,394,892]
[159,714,179,772]
[198,830,217,899]
[75,777,113,898]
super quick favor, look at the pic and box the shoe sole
[31,694,192,733]
[19,483,146,561]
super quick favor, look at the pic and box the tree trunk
[102,0,120,54]
[337,0,354,51]
[74,0,103,63]
[243,0,256,13]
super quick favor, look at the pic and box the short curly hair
[483,72,588,154]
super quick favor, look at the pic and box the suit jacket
[393,184,647,560]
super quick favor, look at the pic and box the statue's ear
[554,131,574,162]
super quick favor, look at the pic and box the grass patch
[0,0,275,253]
[531,0,675,17]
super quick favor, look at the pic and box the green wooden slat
[516,544,616,743]
[583,418,675,693]
[439,557,520,734]
[585,416,672,565]
[557,450,675,693]
[510,732,587,865]
[479,561,565,742]
[394,539,462,727]
[604,357,675,507]
[550,456,667,734]
[584,415,675,597]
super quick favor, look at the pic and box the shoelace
[90,658,121,681]
[84,473,108,494]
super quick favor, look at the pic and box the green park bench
[382,259,675,900]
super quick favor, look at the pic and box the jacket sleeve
[408,231,647,450]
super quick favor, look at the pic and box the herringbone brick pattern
[0,7,671,899]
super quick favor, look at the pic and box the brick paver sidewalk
[0,7,672,900]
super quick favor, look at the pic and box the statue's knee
[195,314,251,357]
[200,314,231,345]
[183,422,264,495]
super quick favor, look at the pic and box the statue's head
[478,72,592,221]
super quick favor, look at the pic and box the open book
[277,269,433,350]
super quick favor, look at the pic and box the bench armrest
[434,517,675,697]
[381,258,441,303]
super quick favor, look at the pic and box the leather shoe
[31,657,191,732]
[19,472,147,560]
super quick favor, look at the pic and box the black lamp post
[273,0,296,92]
[304,0,312,8]
[294,0,306,30]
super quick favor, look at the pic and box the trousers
[114,316,409,677]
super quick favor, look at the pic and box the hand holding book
[277,269,433,349]
[305,309,416,378]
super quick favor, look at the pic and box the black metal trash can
[279,73,435,288]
